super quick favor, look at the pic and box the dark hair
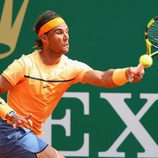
[33,10,61,48]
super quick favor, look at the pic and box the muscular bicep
[0,75,13,94]
[82,69,118,88]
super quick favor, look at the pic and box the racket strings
[147,20,158,48]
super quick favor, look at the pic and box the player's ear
[39,34,48,44]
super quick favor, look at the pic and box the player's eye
[55,29,63,34]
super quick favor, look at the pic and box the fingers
[12,120,17,129]
[127,67,145,83]
[126,67,135,82]
[140,69,145,75]
[24,113,33,127]
[27,119,33,127]
[10,113,33,128]
[12,119,22,128]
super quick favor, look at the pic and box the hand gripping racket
[135,16,158,73]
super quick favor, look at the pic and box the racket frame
[144,16,158,55]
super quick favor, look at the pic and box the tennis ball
[139,54,153,68]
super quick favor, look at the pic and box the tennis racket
[135,16,158,73]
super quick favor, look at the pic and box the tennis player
[0,10,144,158]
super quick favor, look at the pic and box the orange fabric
[38,17,66,36]
[2,50,92,135]
[112,68,128,85]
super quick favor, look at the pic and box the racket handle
[134,63,144,74]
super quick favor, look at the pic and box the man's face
[44,24,69,54]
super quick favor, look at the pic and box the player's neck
[39,50,62,65]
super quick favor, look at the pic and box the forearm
[83,68,130,88]
[82,66,144,88]
[99,68,129,88]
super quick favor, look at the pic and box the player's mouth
[63,43,69,48]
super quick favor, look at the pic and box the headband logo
[0,0,29,59]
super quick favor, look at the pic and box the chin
[62,49,69,54]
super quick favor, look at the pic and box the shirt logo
[43,85,50,89]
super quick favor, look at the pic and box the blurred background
[1,0,158,158]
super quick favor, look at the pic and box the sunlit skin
[39,24,69,65]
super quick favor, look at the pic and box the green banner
[1,0,158,157]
